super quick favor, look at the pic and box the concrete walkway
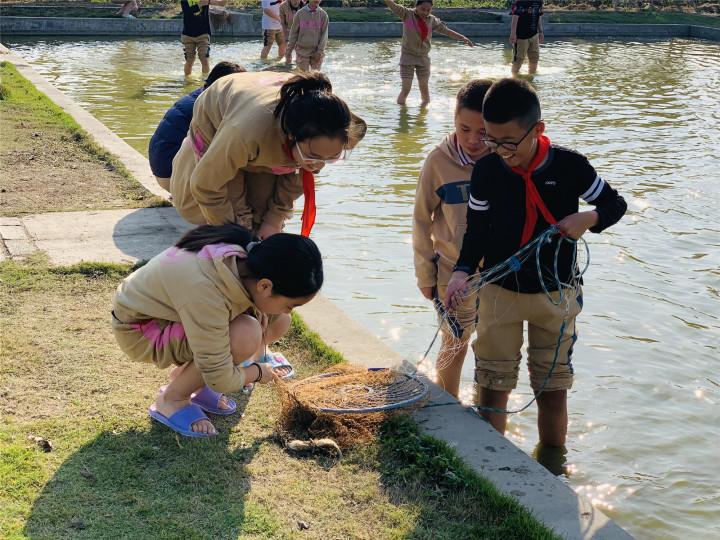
[0,46,634,539]
[0,208,191,265]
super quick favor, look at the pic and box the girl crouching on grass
[111,224,323,438]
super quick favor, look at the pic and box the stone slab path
[0,208,191,265]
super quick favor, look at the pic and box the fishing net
[277,364,428,449]
[277,226,589,449]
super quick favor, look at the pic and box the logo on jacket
[435,180,471,204]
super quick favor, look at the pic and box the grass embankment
[0,257,558,539]
[546,10,720,27]
[0,61,166,217]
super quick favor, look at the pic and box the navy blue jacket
[149,87,203,179]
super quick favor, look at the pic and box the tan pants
[296,52,324,72]
[400,55,431,83]
[472,283,582,392]
[263,29,285,47]
[512,34,540,72]
[181,34,210,63]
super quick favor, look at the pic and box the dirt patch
[0,104,158,216]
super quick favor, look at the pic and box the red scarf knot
[511,135,556,247]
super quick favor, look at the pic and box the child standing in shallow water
[280,0,305,65]
[285,0,329,72]
[413,79,492,398]
[384,0,474,107]
[111,224,323,437]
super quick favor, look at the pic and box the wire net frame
[289,367,429,414]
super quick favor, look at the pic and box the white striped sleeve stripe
[468,194,489,211]
[580,175,606,203]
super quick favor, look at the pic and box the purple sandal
[190,385,237,416]
[149,403,217,438]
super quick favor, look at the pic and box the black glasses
[482,122,538,153]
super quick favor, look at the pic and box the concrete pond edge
[0,43,634,539]
[0,15,719,40]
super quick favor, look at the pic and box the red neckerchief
[416,14,429,41]
[282,142,316,237]
[511,135,556,247]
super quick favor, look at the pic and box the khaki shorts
[472,283,583,392]
[400,56,431,82]
[112,313,193,369]
[512,34,540,69]
[112,311,281,368]
[155,175,170,192]
[263,29,285,47]
[181,33,210,62]
[433,257,478,342]
[296,52,324,72]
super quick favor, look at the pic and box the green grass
[546,10,720,27]
[0,61,168,215]
[0,258,558,539]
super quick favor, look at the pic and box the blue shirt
[148,88,202,179]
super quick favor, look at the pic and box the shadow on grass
[23,394,273,539]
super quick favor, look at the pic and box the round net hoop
[289,368,429,414]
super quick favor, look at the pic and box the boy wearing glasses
[413,79,493,398]
[445,78,626,448]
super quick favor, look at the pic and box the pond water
[6,35,719,539]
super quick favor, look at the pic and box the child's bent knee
[229,314,262,363]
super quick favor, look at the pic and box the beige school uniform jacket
[170,71,302,228]
[386,0,449,65]
[279,0,302,39]
[413,134,489,288]
[113,244,257,393]
[287,5,329,57]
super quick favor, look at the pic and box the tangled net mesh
[276,364,426,449]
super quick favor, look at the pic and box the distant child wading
[181,0,227,76]
[509,0,544,76]
[384,0,474,106]
[285,0,329,72]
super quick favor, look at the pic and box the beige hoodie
[279,0,302,39]
[287,5,329,57]
[170,71,301,228]
[113,243,258,393]
[413,133,489,288]
[386,0,449,64]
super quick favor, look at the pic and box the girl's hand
[245,362,276,385]
[463,37,475,47]
[509,33,517,44]
[556,211,598,240]
[419,286,435,300]
[256,362,276,384]
[538,31,545,44]
[444,271,469,311]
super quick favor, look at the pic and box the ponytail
[175,224,323,298]
[274,72,356,145]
